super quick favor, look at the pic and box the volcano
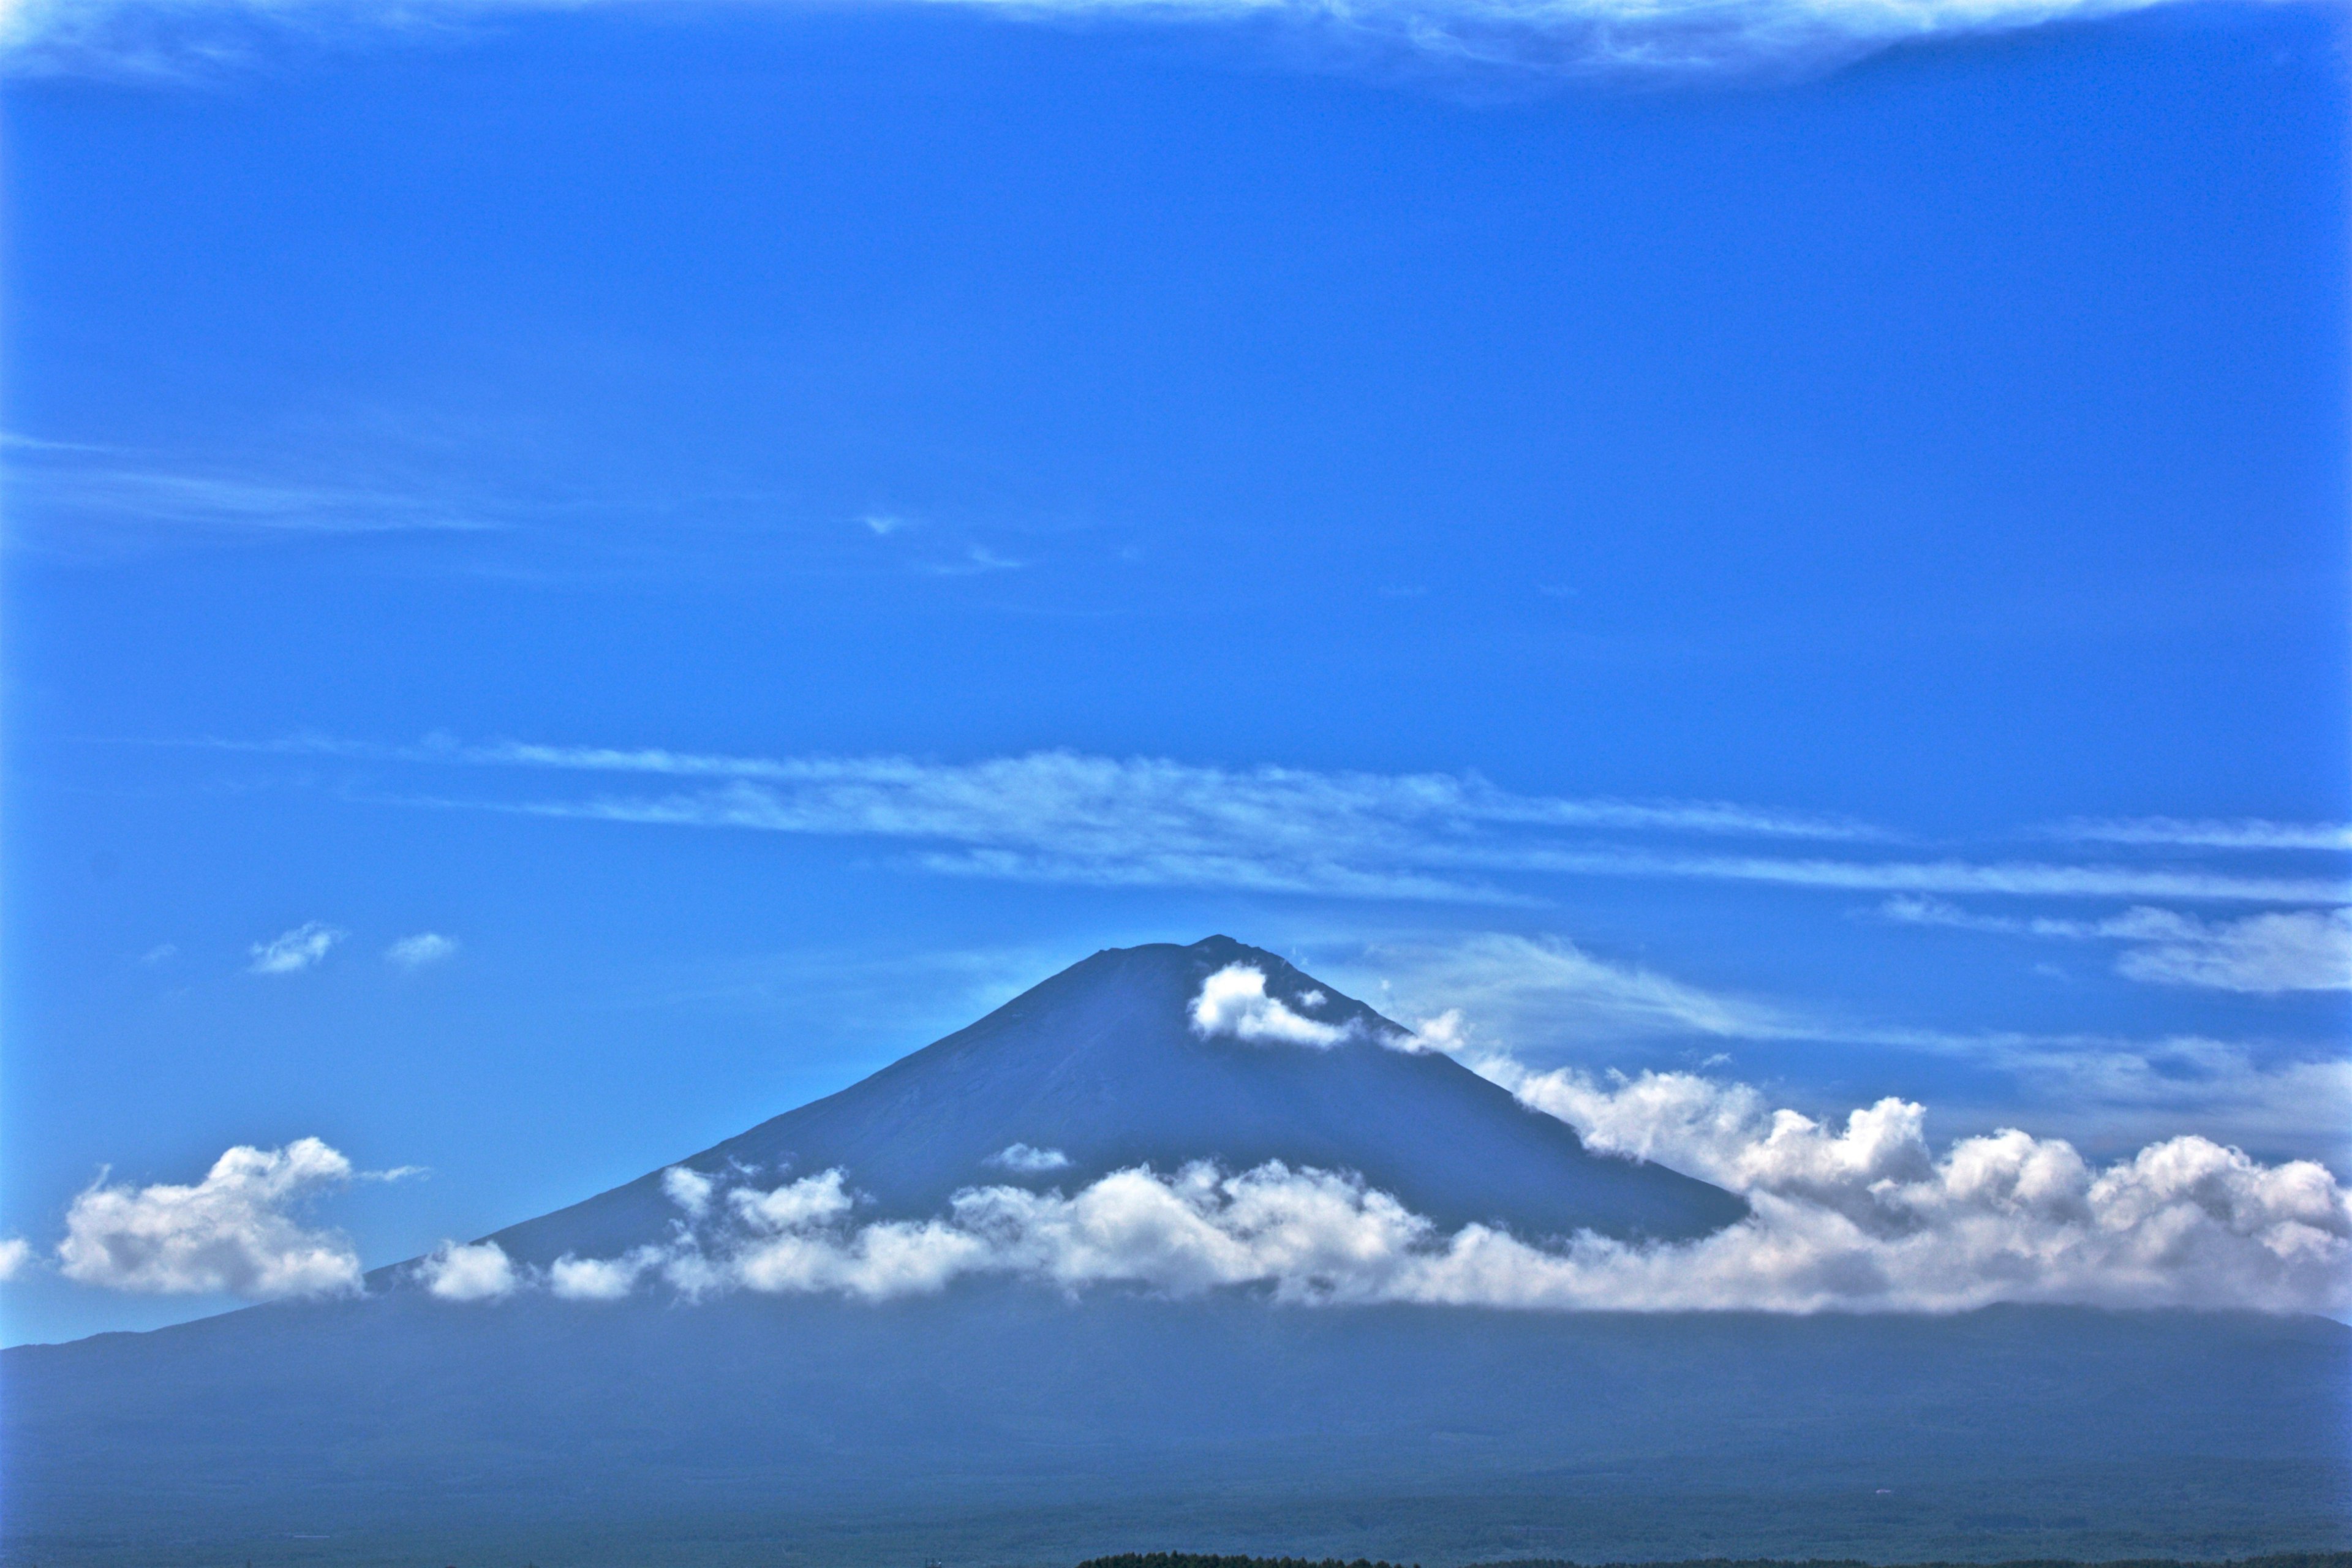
[486,935,1743,1270]
[6,937,2346,1568]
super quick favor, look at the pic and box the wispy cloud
[1880,895,2352,993]
[987,1144,1074,1173]
[0,1237,32,1282]
[2049,816,2352,852]
[189,736,2352,908]
[249,921,345,975]
[6,447,497,554]
[385,932,460,970]
[0,0,2215,82]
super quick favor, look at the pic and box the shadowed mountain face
[483,936,1746,1269]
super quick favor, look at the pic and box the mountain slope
[483,936,1746,1268]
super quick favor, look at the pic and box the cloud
[1357,932,1787,1044]
[417,1239,519,1301]
[1328,929,2352,1167]
[249,921,344,975]
[663,1164,717,1218]
[0,0,2214,83]
[549,1247,663,1300]
[0,447,497,552]
[384,932,459,970]
[988,1144,1074,1172]
[222,736,2352,907]
[456,1104,2352,1315]
[2113,910,2352,993]
[0,1237,32,1281]
[1881,896,2352,993]
[56,1138,363,1298]
[1191,963,1355,1046]
[2052,817,2352,852]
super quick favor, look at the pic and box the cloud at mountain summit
[1191,965,1355,1047]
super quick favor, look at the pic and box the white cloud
[0,448,496,550]
[0,0,2212,81]
[56,1138,363,1298]
[663,1164,717,1217]
[384,932,459,969]
[239,737,2352,907]
[988,1143,1074,1172]
[248,921,344,975]
[549,1247,662,1300]
[0,1237,32,1281]
[1330,928,2352,1164]
[1882,896,2352,993]
[2052,816,2352,852]
[1191,963,1354,1047]
[478,1080,2350,1317]
[1357,932,1787,1045]
[2111,909,2352,993]
[417,1238,519,1301]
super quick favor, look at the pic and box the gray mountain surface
[480,936,1743,1270]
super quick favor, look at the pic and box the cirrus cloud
[0,0,2218,83]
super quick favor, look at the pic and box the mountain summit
[486,936,1744,1268]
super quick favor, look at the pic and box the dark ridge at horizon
[1464,1558,2352,1568]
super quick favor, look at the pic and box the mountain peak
[484,937,1744,1267]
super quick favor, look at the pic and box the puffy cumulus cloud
[462,1083,2348,1316]
[663,1164,716,1218]
[549,1246,665,1301]
[248,921,344,975]
[417,1239,519,1301]
[1495,1066,2351,1312]
[384,932,459,970]
[1,0,2217,92]
[1881,897,2352,993]
[0,1237,33,1281]
[988,1143,1073,1173]
[1191,964,1354,1047]
[57,1138,363,1298]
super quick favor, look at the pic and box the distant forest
[1075,1554,2352,1568]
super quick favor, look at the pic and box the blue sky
[2,0,2346,1343]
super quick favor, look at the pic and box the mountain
[6,937,2346,1568]
[484,935,1744,1268]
